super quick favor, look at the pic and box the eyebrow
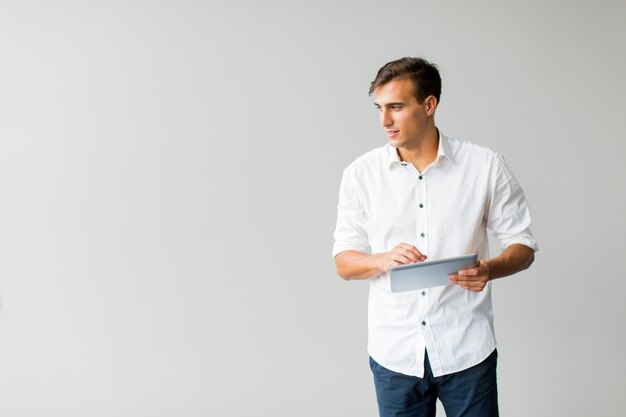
[374,102,405,108]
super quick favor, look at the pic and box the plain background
[1,1,625,416]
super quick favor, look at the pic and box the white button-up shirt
[333,133,538,377]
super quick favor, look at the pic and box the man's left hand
[448,260,490,292]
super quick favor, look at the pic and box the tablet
[389,253,478,293]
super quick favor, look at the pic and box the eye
[390,105,403,110]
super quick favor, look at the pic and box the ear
[424,95,438,116]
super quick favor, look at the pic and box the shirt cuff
[332,241,371,257]
[504,237,539,253]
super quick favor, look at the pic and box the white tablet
[389,253,478,293]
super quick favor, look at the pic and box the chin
[388,139,404,148]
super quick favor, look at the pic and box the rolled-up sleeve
[486,154,539,252]
[332,168,371,257]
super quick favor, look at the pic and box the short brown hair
[369,57,441,104]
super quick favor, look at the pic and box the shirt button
[419,203,424,208]
[422,321,426,326]
[419,175,423,180]
[420,232,425,238]
[421,291,426,296]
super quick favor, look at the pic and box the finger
[391,246,420,263]
[409,246,426,261]
[451,275,489,289]
[454,275,484,283]
[398,243,426,261]
[458,278,488,291]
[462,283,486,292]
[458,267,479,277]
[382,259,402,272]
[448,274,464,285]
[455,280,475,289]
[401,248,420,263]
[391,247,417,263]
[393,253,418,265]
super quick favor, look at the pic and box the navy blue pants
[370,350,499,417]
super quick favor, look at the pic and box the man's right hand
[335,243,426,280]
[377,243,427,273]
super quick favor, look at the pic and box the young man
[332,57,538,417]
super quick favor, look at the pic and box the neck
[397,126,439,172]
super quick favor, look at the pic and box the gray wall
[1,1,625,416]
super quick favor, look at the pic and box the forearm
[335,250,384,280]
[485,243,535,280]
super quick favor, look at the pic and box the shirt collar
[387,130,454,168]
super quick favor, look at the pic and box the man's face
[374,78,431,149]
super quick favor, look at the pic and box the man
[332,57,538,417]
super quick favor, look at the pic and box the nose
[380,108,393,128]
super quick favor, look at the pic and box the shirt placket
[404,164,431,372]
[416,167,444,376]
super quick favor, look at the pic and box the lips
[386,130,399,138]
